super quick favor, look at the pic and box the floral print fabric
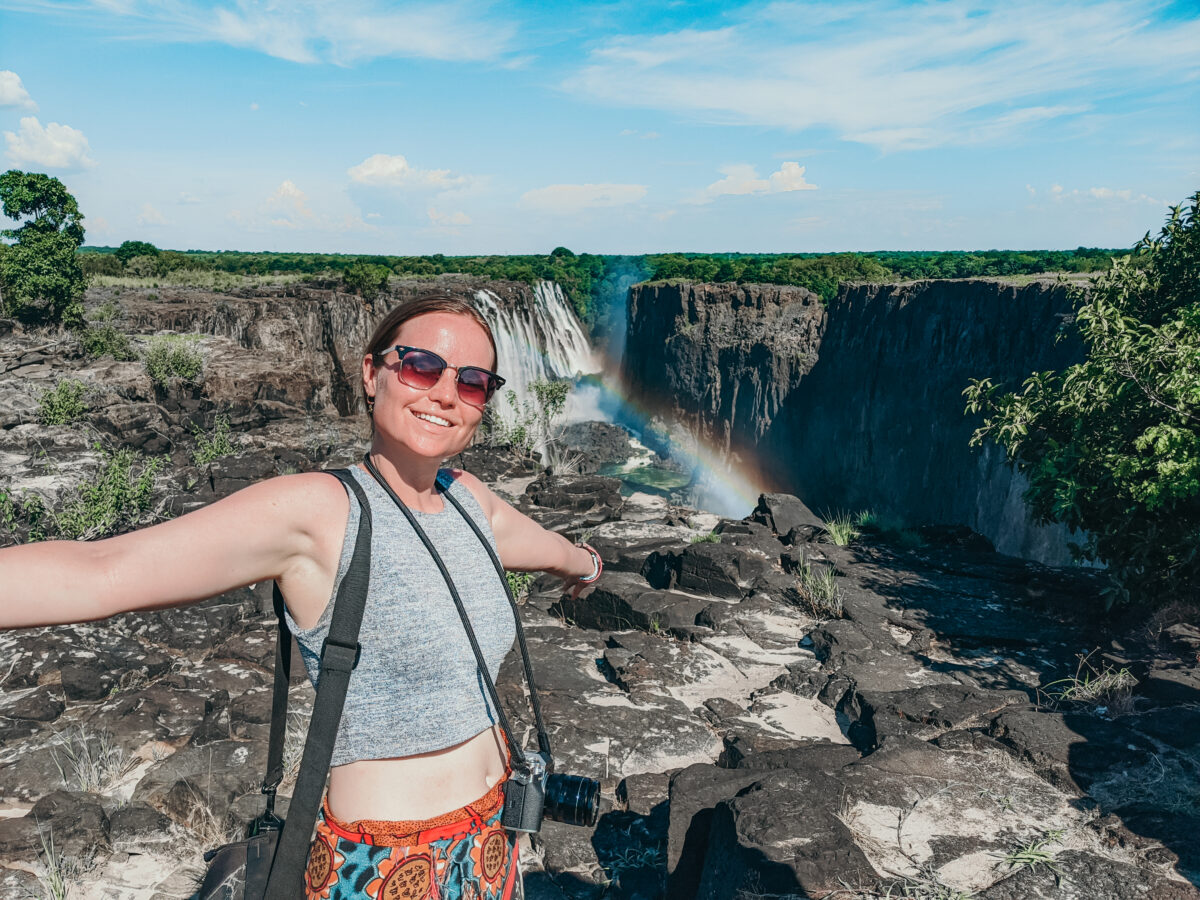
[305,785,521,900]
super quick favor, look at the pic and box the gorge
[621,278,1091,566]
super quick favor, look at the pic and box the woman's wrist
[575,542,602,584]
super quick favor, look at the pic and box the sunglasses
[374,345,505,408]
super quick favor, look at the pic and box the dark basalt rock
[839,683,1030,752]
[551,574,711,641]
[750,492,825,539]
[3,685,65,722]
[977,849,1200,899]
[696,768,875,900]
[525,473,625,515]
[560,421,637,473]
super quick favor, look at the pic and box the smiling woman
[0,292,603,898]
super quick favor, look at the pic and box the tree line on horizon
[74,243,1129,321]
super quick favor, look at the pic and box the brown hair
[362,294,498,414]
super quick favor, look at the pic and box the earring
[366,394,375,415]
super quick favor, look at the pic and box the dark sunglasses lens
[457,369,495,405]
[400,350,445,390]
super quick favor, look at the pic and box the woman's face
[363,312,497,461]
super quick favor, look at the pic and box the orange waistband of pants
[321,776,507,848]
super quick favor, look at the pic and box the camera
[502,751,600,832]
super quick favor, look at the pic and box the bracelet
[576,542,603,584]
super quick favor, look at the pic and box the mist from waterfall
[472,274,763,519]
[473,282,600,439]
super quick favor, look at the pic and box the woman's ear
[362,353,378,405]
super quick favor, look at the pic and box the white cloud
[137,203,167,226]
[230,180,374,233]
[518,183,647,215]
[0,71,37,110]
[428,207,471,227]
[564,1,1200,151]
[4,117,95,169]
[347,154,467,191]
[51,0,515,65]
[693,161,817,203]
[1042,182,1163,205]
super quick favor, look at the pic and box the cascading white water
[472,282,601,444]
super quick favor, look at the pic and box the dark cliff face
[624,279,1090,565]
[623,282,825,465]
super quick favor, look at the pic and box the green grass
[822,510,861,546]
[689,531,721,543]
[191,414,236,466]
[505,571,535,601]
[795,561,844,619]
[854,508,926,550]
[144,333,204,386]
[1042,651,1137,706]
[37,378,89,426]
[999,831,1064,879]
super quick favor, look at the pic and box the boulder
[750,493,824,538]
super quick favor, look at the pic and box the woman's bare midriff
[326,724,509,822]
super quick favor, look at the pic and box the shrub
[0,488,47,542]
[192,414,236,466]
[144,333,203,386]
[506,571,535,601]
[490,379,571,460]
[55,447,163,540]
[37,378,89,426]
[797,563,844,619]
[965,191,1200,609]
[77,323,137,361]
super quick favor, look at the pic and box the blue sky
[1,0,1198,254]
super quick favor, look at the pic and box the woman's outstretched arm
[450,470,596,582]
[0,472,348,628]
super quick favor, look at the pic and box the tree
[114,240,160,265]
[964,191,1200,609]
[0,170,87,326]
[342,261,390,302]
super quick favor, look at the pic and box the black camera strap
[361,454,553,771]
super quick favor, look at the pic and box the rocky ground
[0,288,1198,899]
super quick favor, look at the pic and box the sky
[1,0,1198,255]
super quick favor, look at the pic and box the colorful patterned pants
[304,780,522,900]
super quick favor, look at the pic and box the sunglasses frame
[373,344,505,408]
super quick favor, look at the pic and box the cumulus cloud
[0,71,37,110]
[230,180,374,233]
[348,154,468,191]
[1043,183,1164,205]
[428,207,471,227]
[39,0,514,65]
[693,161,817,203]
[518,183,647,215]
[563,0,1200,151]
[4,117,95,168]
[137,203,167,226]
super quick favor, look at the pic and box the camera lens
[543,773,600,827]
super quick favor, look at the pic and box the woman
[0,294,600,899]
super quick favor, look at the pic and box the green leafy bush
[37,378,89,425]
[489,379,571,460]
[505,571,535,601]
[55,447,163,540]
[0,489,47,542]
[77,323,136,361]
[144,333,203,386]
[965,192,1200,609]
[192,414,235,465]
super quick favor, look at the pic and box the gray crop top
[283,466,516,766]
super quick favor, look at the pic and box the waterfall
[472,282,601,445]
